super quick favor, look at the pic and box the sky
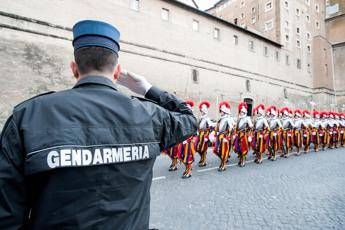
[194,0,220,10]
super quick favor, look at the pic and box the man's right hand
[118,70,152,96]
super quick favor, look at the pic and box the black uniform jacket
[0,76,197,230]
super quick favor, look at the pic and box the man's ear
[113,64,121,81]
[70,61,79,80]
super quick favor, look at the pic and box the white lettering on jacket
[47,145,150,168]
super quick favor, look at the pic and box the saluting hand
[118,70,152,96]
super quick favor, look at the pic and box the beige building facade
[0,0,343,128]
[208,0,344,112]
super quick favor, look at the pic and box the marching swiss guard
[302,110,313,153]
[180,100,197,179]
[267,106,282,161]
[210,101,235,171]
[252,104,270,164]
[294,109,304,155]
[340,113,345,147]
[328,112,337,149]
[196,101,213,167]
[280,107,295,158]
[234,102,253,167]
[334,113,341,148]
[320,112,330,150]
[311,110,322,152]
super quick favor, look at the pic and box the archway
[244,98,253,116]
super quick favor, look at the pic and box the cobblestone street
[150,148,345,230]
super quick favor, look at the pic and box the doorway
[244,98,253,116]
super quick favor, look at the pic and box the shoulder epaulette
[14,91,55,109]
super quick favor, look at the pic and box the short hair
[74,46,118,75]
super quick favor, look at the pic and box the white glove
[248,136,252,142]
[117,70,152,96]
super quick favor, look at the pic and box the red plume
[185,100,195,107]
[198,100,211,110]
[294,109,302,115]
[280,107,289,114]
[303,110,310,116]
[313,110,319,117]
[238,102,248,113]
[219,101,230,110]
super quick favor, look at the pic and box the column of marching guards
[163,101,345,179]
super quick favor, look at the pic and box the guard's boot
[168,158,178,171]
[240,156,246,167]
[182,164,192,179]
[258,153,263,164]
[218,161,226,171]
[305,144,310,153]
[267,152,272,160]
[198,153,207,167]
[296,148,301,156]
[254,152,259,163]
[271,152,276,161]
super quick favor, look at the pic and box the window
[284,88,288,99]
[286,55,290,65]
[284,1,289,9]
[306,32,311,40]
[265,20,273,31]
[192,19,199,31]
[305,0,310,5]
[275,50,280,61]
[324,64,328,75]
[129,0,140,11]
[264,46,268,56]
[285,34,290,42]
[296,8,300,16]
[315,4,319,12]
[234,35,238,45]
[249,40,254,51]
[234,18,238,25]
[251,7,257,24]
[214,28,220,40]
[324,48,327,58]
[240,1,245,8]
[307,63,311,73]
[297,58,301,69]
[265,1,272,12]
[161,8,169,21]
[307,45,311,53]
[296,27,300,34]
[241,12,245,19]
[297,39,301,48]
[306,14,310,22]
[192,69,199,83]
[316,21,320,29]
[285,20,289,28]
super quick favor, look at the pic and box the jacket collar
[73,75,118,91]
